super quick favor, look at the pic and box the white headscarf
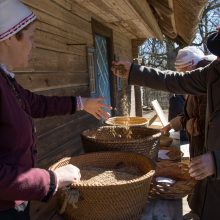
[203,54,217,62]
[175,46,205,69]
[0,0,36,42]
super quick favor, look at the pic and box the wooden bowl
[105,116,148,127]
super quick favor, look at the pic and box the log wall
[19,0,132,168]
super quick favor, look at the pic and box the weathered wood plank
[23,0,92,34]
[35,21,80,45]
[37,136,83,168]
[76,0,119,22]
[36,15,92,45]
[32,84,89,96]
[16,71,88,90]
[113,31,132,60]
[27,47,87,72]
[37,114,98,159]
[128,0,163,40]
[35,111,88,137]
[35,30,86,56]
[24,4,93,45]
[51,0,72,11]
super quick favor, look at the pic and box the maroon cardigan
[0,67,76,211]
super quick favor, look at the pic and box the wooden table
[140,131,189,220]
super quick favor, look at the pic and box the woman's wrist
[76,96,84,111]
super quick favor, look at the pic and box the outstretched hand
[161,123,172,135]
[189,152,215,180]
[111,61,132,79]
[82,97,112,120]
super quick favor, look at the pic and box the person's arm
[0,165,54,201]
[18,84,74,118]
[170,115,184,131]
[0,164,80,201]
[129,64,208,95]
[161,115,185,135]
[16,84,111,119]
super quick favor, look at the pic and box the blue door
[95,35,112,113]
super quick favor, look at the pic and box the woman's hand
[111,61,132,79]
[189,152,215,180]
[82,97,112,120]
[54,164,81,188]
[161,123,172,135]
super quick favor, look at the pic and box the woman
[167,46,206,143]
[112,27,220,219]
[0,0,111,219]
[162,47,215,158]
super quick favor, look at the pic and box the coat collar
[0,64,15,78]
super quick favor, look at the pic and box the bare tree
[192,0,220,53]
[139,0,219,109]
[139,0,219,69]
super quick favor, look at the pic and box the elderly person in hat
[112,27,220,219]
[162,47,214,157]
[166,46,206,143]
[0,0,111,219]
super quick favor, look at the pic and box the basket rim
[50,152,156,188]
[105,116,148,126]
[81,126,161,144]
[149,178,197,199]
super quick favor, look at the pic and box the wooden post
[132,39,146,117]
[134,86,143,116]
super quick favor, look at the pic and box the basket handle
[59,187,80,214]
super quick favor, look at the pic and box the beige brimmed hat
[0,0,36,42]
[175,46,205,69]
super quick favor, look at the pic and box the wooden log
[51,0,72,11]
[23,0,91,34]
[16,71,88,91]
[35,112,88,137]
[148,0,173,16]
[25,47,87,72]
[37,114,98,167]
[128,0,163,41]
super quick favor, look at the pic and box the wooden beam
[132,54,142,117]
[134,86,143,116]
[128,0,163,41]
[148,0,173,16]
[51,0,72,11]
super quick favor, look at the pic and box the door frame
[91,19,116,116]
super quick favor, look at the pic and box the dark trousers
[0,203,30,220]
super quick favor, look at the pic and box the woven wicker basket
[149,161,196,199]
[105,116,148,127]
[50,152,155,220]
[81,126,161,160]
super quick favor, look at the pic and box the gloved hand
[54,164,81,188]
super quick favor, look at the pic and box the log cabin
[17,0,208,169]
